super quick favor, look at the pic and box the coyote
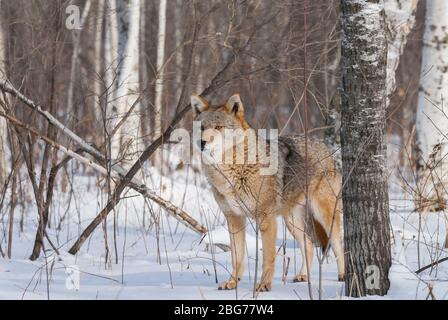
[191,93,345,291]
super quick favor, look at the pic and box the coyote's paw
[218,279,238,290]
[256,281,272,292]
[338,274,345,282]
[293,274,308,282]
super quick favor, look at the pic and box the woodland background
[0,0,447,300]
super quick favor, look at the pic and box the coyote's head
[190,93,251,152]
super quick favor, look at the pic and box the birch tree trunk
[92,0,104,122]
[341,0,392,297]
[114,0,141,161]
[154,0,167,142]
[0,0,9,185]
[415,0,448,247]
[103,0,119,135]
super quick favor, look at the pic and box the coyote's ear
[225,93,244,121]
[191,94,209,116]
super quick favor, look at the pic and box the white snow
[0,145,447,300]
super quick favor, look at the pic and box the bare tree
[114,0,142,161]
[92,0,104,120]
[103,0,119,120]
[415,1,448,222]
[341,0,392,297]
[154,0,167,144]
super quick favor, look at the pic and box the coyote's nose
[200,140,206,151]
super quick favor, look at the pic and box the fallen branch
[0,111,229,251]
[0,80,218,242]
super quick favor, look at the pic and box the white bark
[416,0,448,199]
[154,0,167,140]
[0,0,9,184]
[114,0,141,161]
[92,0,104,122]
[384,0,419,101]
[103,0,119,124]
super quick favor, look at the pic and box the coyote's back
[278,135,341,206]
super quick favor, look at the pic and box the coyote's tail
[312,218,329,251]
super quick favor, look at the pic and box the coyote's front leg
[256,214,277,292]
[218,214,246,290]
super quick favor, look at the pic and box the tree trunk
[92,0,104,122]
[415,0,448,247]
[29,3,62,261]
[340,0,392,297]
[325,0,418,174]
[103,0,119,139]
[114,0,141,162]
[154,0,167,141]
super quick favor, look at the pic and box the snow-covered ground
[0,147,447,300]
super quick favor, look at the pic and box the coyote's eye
[215,126,223,130]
